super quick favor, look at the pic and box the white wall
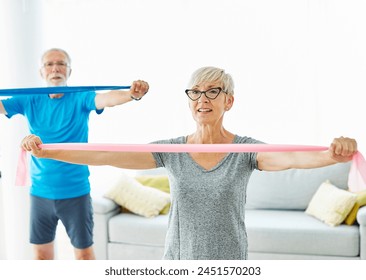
[0,0,44,259]
[39,0,366,145]
[38,0,366,191]
[0,0,365,259]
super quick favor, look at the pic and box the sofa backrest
[245,162,351,210]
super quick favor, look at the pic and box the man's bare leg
[33,242,54,260]
[74,246,95,260]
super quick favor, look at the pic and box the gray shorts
[30,193,94,249]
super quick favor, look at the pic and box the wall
[0,0,44,259]
[0,0,365,259]
[37,0,366,191]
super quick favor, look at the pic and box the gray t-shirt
[152,135,261,260]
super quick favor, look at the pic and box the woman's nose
[197,93,209,103]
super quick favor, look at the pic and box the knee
[74,246,95,260]
[33,243,55,260]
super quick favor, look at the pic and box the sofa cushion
[246,209,359,257]
[135,175,170,193]
[104,173,170,218]
[135,175,171,214]
[305,181,357,226]
[109,213,169,246]
[246,162,351,210]
[108,243,165,260]
[108,210,360,258]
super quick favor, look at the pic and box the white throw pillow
[305,180,357,226]
[104,172,170,218]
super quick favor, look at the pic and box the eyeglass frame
[42,61,70,69]
[185,87,227,101]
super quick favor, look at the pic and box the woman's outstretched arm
[21,134,157,170]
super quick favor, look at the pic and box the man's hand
[129,80,149,100]
[21,134,45,158]
[329,136,358,162]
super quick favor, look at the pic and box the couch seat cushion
[109,213,169,246]
[246,210,359,257]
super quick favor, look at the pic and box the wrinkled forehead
[42,51,69,63]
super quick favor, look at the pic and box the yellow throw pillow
[104,173,170,218]
[305,180,357,226]
[135,175,171,214]
[135,175,170,193]
[344,190,366,225]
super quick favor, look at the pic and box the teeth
[198,108,212,112]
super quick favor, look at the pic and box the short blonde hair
[188,66,234,95]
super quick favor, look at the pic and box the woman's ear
[225,95,234,110]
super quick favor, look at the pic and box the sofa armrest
[357,206,366,260]
[357,206,366,226]
[92,196,120,259]
[93,196,119,214]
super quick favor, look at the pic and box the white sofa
[92,162,366,260]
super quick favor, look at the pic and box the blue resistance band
[0,85,131,96]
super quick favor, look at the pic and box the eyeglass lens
[186,88,222,100]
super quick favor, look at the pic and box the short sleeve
[82,91,103,114]
[150,139,172,168]
[1,96,28,118]
[235,136,265,171]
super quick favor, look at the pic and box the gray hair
[41,48,72,65]
[188,66,234,95]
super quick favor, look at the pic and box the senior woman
[22,66,357,260]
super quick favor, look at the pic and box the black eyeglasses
[185,87,226,101]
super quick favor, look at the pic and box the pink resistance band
[16,143,366,192]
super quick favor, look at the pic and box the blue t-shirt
[2,91,102,199]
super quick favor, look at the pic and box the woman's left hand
[329,136,358,162]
